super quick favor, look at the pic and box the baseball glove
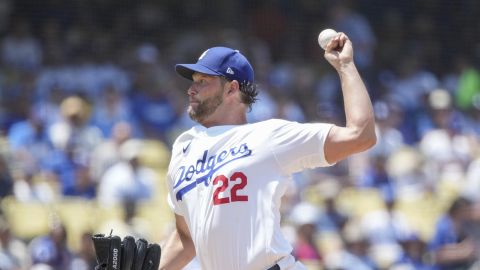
[92,233,161,270]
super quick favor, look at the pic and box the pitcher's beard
[188,93,223,123]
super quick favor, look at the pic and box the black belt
[267,264,280,270]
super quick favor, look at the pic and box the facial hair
[188,89,223,123]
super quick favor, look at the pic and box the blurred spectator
[325,220,375,270]
[7,107,52,175]
[1,18,42,71]
[360,191,412,266]
[35,64,130,100]
[89,121,133,182]
[275,95,305,122]
[390,56,440,114]
[43,141,95,199]
[91,84,139,138]
[454,57,480,112]
[70,232,96,270]
[0,215,30,270]
[129,42,178,141]
[416,88,469,138]
[462,158,480,203]
[359,154,396,198]
[32,85,66,128]
[393,233,432,270]
[370,99,405,157]
[62,164,96,199]
[429,197,477,270]
[98,200,152,240]
[7,108,48,151]
[464,97,480,136]
[386,147,429,199]
[29,222,73,270]
[467,202,480,269]
[448,56,480,136]
[316,180,348,234]
[130,78,177,142]
[97,139,156,206]
[289,202,322,263]
[291,64,319,119]
[246,88,278,123]
[13,170,56,203]
[317,200,348,235]
[419,89,475,188]
[315,69,341,111]
[383,56,439,143]
[293,223,322,263]
[48,96,103,164]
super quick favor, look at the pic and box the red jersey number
[212,172,248,205]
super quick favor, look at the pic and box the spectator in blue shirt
[29,222,73,270]
[7,108,53,173]
[91,84,140,138]
[429,197,477,270]
[394,233,432,270]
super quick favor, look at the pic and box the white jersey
[166,119,333,270]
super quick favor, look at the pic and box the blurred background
[0,0,480,269]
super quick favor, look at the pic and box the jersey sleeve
[268,120,334,174]
[166,193,183,215]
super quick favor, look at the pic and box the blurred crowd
[1,0,480,269]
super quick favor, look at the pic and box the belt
[267,264,280,270]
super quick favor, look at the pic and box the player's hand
[324,32,354,70]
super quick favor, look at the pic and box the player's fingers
[337,32,348,48]
[344,38,353,48]
[326,32,348,52]
[325,36,339,52]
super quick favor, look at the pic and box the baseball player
[160,33,376,270]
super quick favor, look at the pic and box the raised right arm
[323,33,376,164]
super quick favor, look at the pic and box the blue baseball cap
[175,46,254,86]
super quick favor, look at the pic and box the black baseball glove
[92,233,161,270]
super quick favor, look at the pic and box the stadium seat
[0,196,51,240]
[336,187,384,218]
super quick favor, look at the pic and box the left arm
[322,33,376,164]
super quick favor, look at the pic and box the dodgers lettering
[174,143,252,200]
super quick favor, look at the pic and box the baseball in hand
[318,29,338,50]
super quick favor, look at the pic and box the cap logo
[226,67,234,75]
[198,49,209,60]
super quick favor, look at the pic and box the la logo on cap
[226,67,234,74]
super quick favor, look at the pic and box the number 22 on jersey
[212,172,248,205]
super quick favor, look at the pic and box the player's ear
[227,80,240,95]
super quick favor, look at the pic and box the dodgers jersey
[166,119,333,270]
